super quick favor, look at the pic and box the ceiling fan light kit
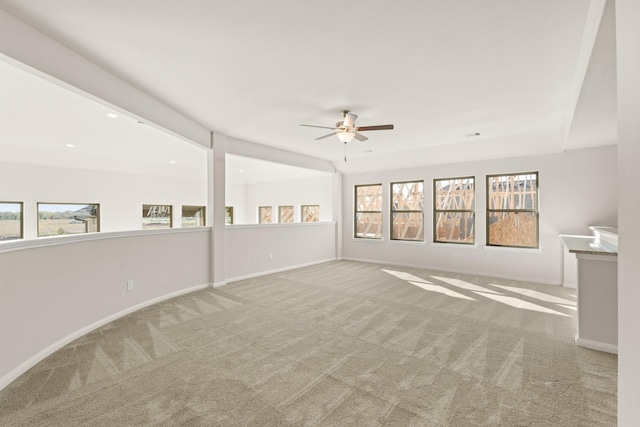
[300,110,394,161]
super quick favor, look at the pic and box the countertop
[559,234,618,256]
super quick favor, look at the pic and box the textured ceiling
[0,0,617,176]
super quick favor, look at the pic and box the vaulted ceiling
[0,0,617,176]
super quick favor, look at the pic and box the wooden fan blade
[301,124,336,130]
[353,132,368,142]
[315,132,337,140]
[355,124,394,131]
[343,112,357,128]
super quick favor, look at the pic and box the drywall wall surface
[0,228,211,389]
[0,161,207,236]
[341,145,617,285]
[225,183,247,224]
[244,176,334,224]
[225,222,336,280]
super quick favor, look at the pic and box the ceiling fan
[301,109,393,143]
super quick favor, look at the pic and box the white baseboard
[226,258,338,284]
[0,282,210,392]
[212,281,228,288]
[342,257,562,286]
[576,336,618,354]
[563,281,577,289]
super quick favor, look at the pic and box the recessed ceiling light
[465,132,480,137]
[239,170,244,173]
[364,150,374,153]
[106,113,119,119]
[170,160,176,164]
[66,143,75,148]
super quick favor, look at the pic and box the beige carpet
[0,261,617,426]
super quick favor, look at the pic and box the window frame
[433,176,475,245]
[301,205,320,223]
[142,204,172,229]
[278,205,294,223]
[486,171,539,249]
[0,201,24,241]
[390,180,425,242]
[354,183,383,239]
[37,202,101,237]
[258,206,272,224]
[181,205,206,227]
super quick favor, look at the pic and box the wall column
[616,0,640,423]
[211,132,227,287]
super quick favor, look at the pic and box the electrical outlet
[127,280,134,291]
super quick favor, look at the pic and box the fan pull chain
[344,142,347,162]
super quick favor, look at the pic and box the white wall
[0,228,211,389]
[342,145,617,285]
[244,176,333,224]
[225,222,337,281]
[616,0,640,422]
[0,161,207,236]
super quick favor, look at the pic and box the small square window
[182,205,206,227]
[38,203,100,237]
[301,205,320,222]
[142,204,172,229]
[225,206,234,225]
[278,206,294,223]
[259,206,272,224]
[0,201,23,241]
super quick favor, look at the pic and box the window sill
[430,242,479,249]
[483,245,543,254]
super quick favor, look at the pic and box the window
[142,204,172,229]
[259,206,272,224]
[182,205,205,227]
[301,205,320,222]
[278,205,294,223]
[391,181,424,241]
[434,177,475,244]
[486,172,538,248]
[355,184,382,239]
[225,206,234,225]
[38,203,100,237]
[0,201,23,241]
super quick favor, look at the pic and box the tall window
[259,206,272,224]
[278,206,294,223]
[391,180,424,241]
[355,184,382,239]
[142,204,172,229]
[0,201,23,241]
[434,177,475,244]
[182,206,205,227]
[486,172,538,248]
[38,203,100,236]
[301,205,320,222]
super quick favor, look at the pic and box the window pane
[182,206,205,227]
[434,212,474,243]
[391,212,424,241]
[38,203,100,236]
[356,185,382,211]
[435,178,474,210]
[0,202,23,241]
[259,206,272,224]
[225,206,233,225]
[487,174,537,210]
[488,212,537,248]
[142,204,172,229]
[279,206,294,223]
[392,181,424,211]
[301,205,319,222]
[355,212,382,238]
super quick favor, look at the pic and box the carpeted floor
[0,261,617,426]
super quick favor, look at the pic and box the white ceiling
[0,0,617,176]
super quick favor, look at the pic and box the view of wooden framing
[259,206,272,224]
[278,205,294,223]
[486,172,538,248]
[301,205,320,222]
[391,181,424,241]
[434,177,475,244]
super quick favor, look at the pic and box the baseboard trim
[341,257,562,286]
[575,336,618,354]
[212,281,228,288]
[226,258,338,284]
[563,281,577,289]
[0,282,210,392]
